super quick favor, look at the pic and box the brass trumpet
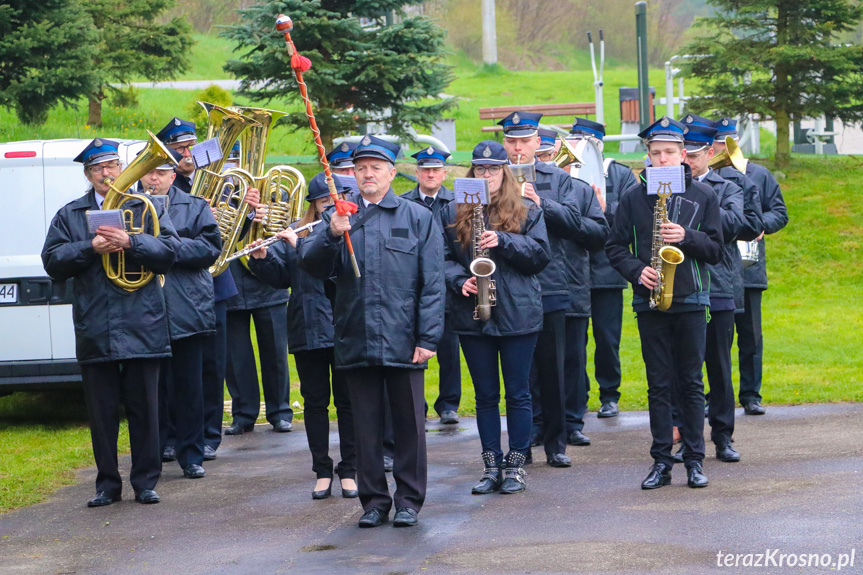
[100,131,177,291]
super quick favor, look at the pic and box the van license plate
[0,283,18,304]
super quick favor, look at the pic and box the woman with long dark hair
[441,141,550,494]
[248,172,357,499]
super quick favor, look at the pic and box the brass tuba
[227,106,307,263]
[101,131,177,291]
[188,102,261,275]
[649,184,685,312]
[470,204,497,321]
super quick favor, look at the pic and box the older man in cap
[141,150,222,479]
[42,138,180,507]
[712,117,788,416]
[498,111,608,467]
[299,135,444,528]
[568,118,638,422]
[535,128,559,164]
[400,145,461,425]
[156,117,198,193]
[606,117,723,490]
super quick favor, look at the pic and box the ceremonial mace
[276,14,361,278]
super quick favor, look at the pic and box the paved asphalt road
[1,404,861,575]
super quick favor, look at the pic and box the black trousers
[159,335,205,469]
[587,289,624,404]
[564,316,589,434]
[345,367,427,514]
[433,322,461,416]
[294,348,356,480]
[202,300,228,450]
[637,310,707,468]
[705,310,735,444]
[529,310,567,455]
[225,304,292,426]
[80,359,162,497]
[735,288,764,404]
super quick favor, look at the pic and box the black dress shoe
[598,401,619,418]
[358,508,388,528]
[393,507,418,527]
[715,441,741,462]
[135,489,160,504]
[203,445,218,461]
[383,455,394,472]
[161,445,176,462]
[272,420,293,432]
[567,430,591,446]
[312,479,332,500]
[472,451,502,494]
[672,444,686,463]
[224,422,254,435]
[686,462,709,488]
[499,452,527,494]
[547,453,572,468]
[339,478,359,499]
[439,409,459,424]
[743,400,766,415]
[87,491,121,508]
[641,462,672,489]
[183,464,206,479]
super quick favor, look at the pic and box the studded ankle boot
[499,451,527,494]
[471,451,502,495]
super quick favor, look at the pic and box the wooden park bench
[478,103,597,133]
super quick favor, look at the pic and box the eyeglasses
[473,165,502,175]
[170,142,196,154]
[88,162,120,173]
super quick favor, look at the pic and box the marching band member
[247,173,358,500]
[442,140,550,493]
[156,118,197,193]
[299,136,444,528]
[42,138,179,506]
[713,118,788,416]
[400,146,462,425]
[535,128,559,164]
[606,117,723,490]
[570,118,638,420]
[141,151,222,480]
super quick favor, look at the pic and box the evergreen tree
[82,0,193,126]
[222,0,456,147]
[682,0,863,168]
[0,0,98,125]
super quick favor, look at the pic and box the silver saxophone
[470,204,497,321]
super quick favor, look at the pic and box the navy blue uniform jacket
[590,160,638,290]
[42,189,179,364]
[248,229,335,354]
[441,199,551,336]
[298,190,444,370]
[699,170,745,311]
[606,164,724,313]
[162,186,221,340]
[562,175,609,317]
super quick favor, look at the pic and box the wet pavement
[1,403,861,574]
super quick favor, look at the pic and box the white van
[0,138,145,392]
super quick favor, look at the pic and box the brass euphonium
[708,136,748,173]
[100,130,177,291]
[227,106,307,264]
[649,184,685,312]
[189,102,261,275]
[470,204,497,321]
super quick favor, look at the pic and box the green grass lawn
[0,37,856,513]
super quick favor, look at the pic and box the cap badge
[482,145,492,158]
[572,118,578,126]
[512,113,520,125]
[426,146,434,155]
[361,135,371,146]
[686,115,694,124]
[722,119,729,126]
[340,142,349,152]
[174,118,181,126]
[94,139,103,147]
[683,126,689,135]
[660,117,670,128]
